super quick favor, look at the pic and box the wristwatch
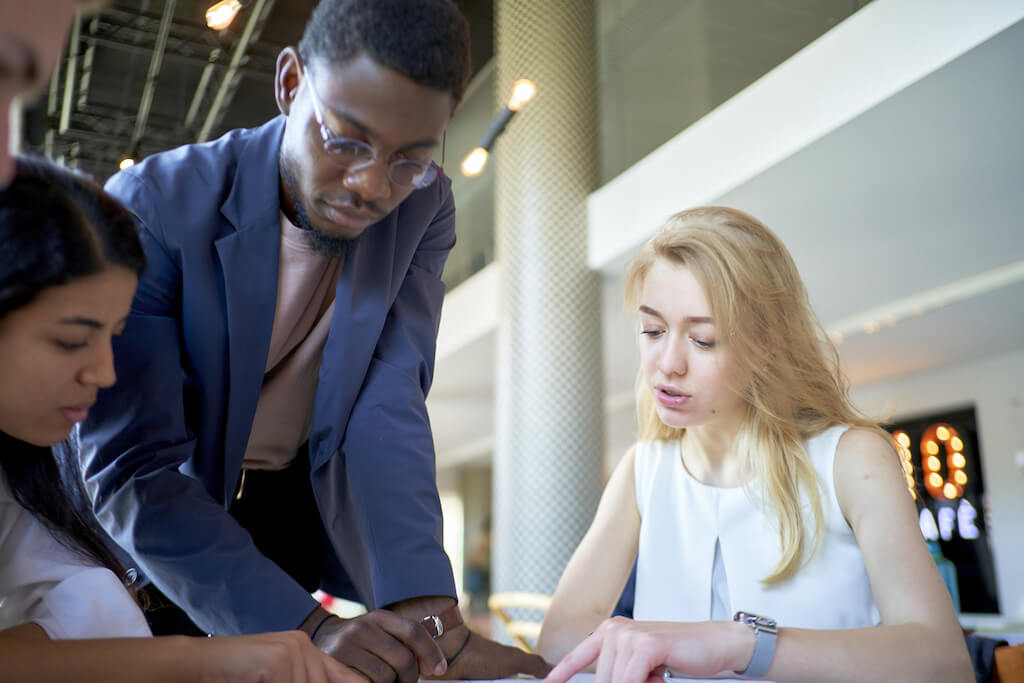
[733,611,778,678]
[421,602,464,639]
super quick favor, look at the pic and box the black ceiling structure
[22,0,493,182]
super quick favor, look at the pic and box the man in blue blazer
[79,1,549,681]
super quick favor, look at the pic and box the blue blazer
[80,117,457,635]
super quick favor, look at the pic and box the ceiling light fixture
[461,78,537,177]
[206,0,244,31]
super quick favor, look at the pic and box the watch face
[734,611,778,631]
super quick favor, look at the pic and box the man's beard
[280,158,352,259]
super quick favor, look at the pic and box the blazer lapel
[309,213,398,469]
[215,117,285,500]
[215,229,278,500]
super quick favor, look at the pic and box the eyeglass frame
[303,66,440,190]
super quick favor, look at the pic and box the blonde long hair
[625,207,880,583]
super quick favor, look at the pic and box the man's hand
[311,596,551,681]
[386,594,551,679]
[301,607,445,683]
[433,627,552,680]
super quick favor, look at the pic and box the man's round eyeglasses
[305,71,438,189]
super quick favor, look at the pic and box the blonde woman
[538,207,972,682]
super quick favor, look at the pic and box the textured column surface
[492,0,605,624]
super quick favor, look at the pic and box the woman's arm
[544,428,974,683]
[0,623,362,683]
[537,445,642,665]
[753,426,971,683]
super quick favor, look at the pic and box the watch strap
[421,603,464,639]
[734,611,778,678]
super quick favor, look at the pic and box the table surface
[448,675,766,682]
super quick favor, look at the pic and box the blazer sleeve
[79,170,318,635]
[326,182,458,608]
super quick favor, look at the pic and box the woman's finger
[544,631,604,683]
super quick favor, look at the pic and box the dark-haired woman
[0,156,360,682]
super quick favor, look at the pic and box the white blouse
[633,425,880,629]
[0,473,151,638]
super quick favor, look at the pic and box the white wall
[851,347,1024,621]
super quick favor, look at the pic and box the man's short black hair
[298,0,472,104]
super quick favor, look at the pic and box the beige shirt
[242,213,343,471]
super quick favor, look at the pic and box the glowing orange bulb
[507,79,537,111]
[936,425,950,441]
[925,440,939,456]
[951,437,963,451]
[460,147,489,176]
[952,453,966,469]
[926,455,941,471]
[954,471,967,486]
[943,483,957,499]
[928,473,943,488]
[206,0,242,30]
[896,432,911,448]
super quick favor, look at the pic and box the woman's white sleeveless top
[633,425,880,629]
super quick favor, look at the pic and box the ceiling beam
[198,0,276,143]
[77,17,99,110]
[131,0,178,151]
[76,35,275,78]
[185,48,223,132]
[58,9,82,134]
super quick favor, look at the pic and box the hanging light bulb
[461,147,489,177]
[206,0,243,31]
[460,78,538,177]
[507,79,537,111]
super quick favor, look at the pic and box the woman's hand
[197,630,365,683]
[544,617,750,683]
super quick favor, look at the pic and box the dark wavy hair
[298,0,472,104]
[0,156,145,581]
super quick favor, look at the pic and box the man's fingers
[495,647,552,679]
[514,650,553,678]
[365,610,445,677]
[366,639,420,683]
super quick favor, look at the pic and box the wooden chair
[487,591,552,653]
[993,642,1024,683]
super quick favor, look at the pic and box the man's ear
[275,46,303,116]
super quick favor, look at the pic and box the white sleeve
[0,479,151,638]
